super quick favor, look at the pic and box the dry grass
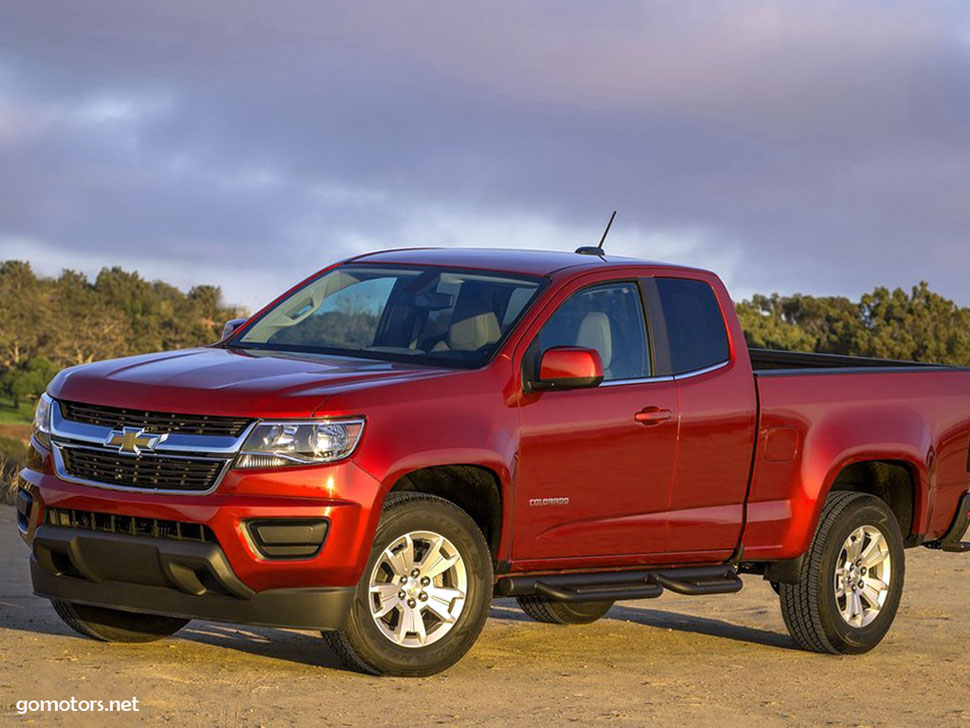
[0,454,18,505]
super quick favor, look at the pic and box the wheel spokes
[385,534,415,577]
[859,538,889,569]
[420,542,460,579]
[368,530,468,649]
[370,583,402,618]
[835,524,892,629]
[847,591,863,624]
[860,583,882,609]
[844,529,864,562]
[411,609,428,645]
[423,586,464,623]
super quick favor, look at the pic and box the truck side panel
[742,369,970,561]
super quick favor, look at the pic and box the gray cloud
[1,1,969,310]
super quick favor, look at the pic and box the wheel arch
[386,464,505,562]
[827,458,923,544]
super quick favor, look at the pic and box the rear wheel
[779,491,904,654]
[323,493,493,676]
[516,595,614,625]
[51,600,189,643]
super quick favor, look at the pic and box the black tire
[51,600,189,643]
[779,491,905,655]
[323,492,493,676]
[516,596,614,625]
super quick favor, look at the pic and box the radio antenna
[575,210,616,256]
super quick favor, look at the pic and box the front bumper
[18,438,385,628]
[30,525,354,630]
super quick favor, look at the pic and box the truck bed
[742,360,970,561]
[749,347,966,373]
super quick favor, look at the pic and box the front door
[512,279,679,563]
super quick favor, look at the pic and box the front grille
[60,400,253,438]
[61,446,226,492]
[46,507,216,543]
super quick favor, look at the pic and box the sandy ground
[1,506,968,727]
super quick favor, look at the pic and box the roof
[347,247,697,278]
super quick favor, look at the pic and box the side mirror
[220,317,248,341]
[529,346,604,391]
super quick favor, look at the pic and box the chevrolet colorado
[16,248,970,676]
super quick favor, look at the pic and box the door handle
[635,407,672,425]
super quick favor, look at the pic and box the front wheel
[779,491,905,654]
[323,493,493,676]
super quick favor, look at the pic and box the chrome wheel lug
[398,590,406,599]
[410,568,420,578]
[419,592,428,601]
[407,598,416,608]
[420,576,430,586]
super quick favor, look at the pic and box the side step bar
[926,492,970,553]
[496,564,743,603]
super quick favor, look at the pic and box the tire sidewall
[555,600,614,624]
[816,498,905,653]
[345,495,493,675]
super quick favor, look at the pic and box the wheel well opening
[831,460,916,541]
[389,465,503,559]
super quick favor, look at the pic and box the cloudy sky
[1,1,969,311]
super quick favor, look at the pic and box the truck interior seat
[446,312,501,352]
[576,311,613,375]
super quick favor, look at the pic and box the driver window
[530,282,650,382]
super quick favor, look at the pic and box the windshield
[231,265,545,368]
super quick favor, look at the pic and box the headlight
[236,418,365,468]
[33,393,53,449]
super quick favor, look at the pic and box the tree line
[0,261,242,407]
[736,281,970,366]
[2,260,969,409]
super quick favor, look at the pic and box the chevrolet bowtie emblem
[104,427,167,455]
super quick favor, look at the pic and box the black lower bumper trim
[29,525,354,631]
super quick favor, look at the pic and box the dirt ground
[1,506,968,727]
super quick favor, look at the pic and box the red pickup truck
[16,248,970,676]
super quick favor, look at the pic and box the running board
[495,564,743,603]
[925,493,970,553]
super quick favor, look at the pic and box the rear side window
[655,278,730,374]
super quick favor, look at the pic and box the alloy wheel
[834,524,892,628]
[367,530,468,648]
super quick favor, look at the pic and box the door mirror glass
[530,346,604,391]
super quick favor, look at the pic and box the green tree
[0,356,60,407]
[735,281,970,366]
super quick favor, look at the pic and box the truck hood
[48,347,453,418]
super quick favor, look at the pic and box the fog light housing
[245,519,329,559]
